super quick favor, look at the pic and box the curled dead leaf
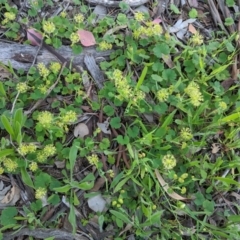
[97,118,111,134]
[155,169,192,201]
[78,29,96,47]
[0,184,20,206]
[74,123,89,138]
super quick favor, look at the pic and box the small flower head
[16,82,29,93]
[60,11,67,18]
[112,200,117,206]
[181,173,188,179]
[50,62,61,74]
[112,69,123,81]
[87,154,99,166]
[37,111,54,128]
[37,151,47,163]
[107,169,115,178]
[70,32,79,45]
[4,12,16,21]
[162,154,177,170]
[218,101,227,111]
[134,12,145,22]
[38,84,48,94]
[3,158,18,172]
[180,128,193,141]
[118,198,123,204]
[190,32,204,46]
[18,143,37,156]
[185,82,203,107]
[156,88,169,102]
[35,187,47,199]
[99,41,112,51]
[181,187,187,194]
[43,21,55,34]
[74,13,84,24]
[29,162,38,172]
[37,63,50,78]
[43,144,56,157]
[61,110,77,124]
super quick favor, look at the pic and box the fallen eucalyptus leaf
[74,123,89,138]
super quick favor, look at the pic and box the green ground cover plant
[0,0,240,239]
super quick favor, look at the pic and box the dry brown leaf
[97,118,111,134]
[119,223,133,236]
[188,23,197,34]
[1,185,20,205]
[155,169,191,201]
[211,143,220,154]
[74,123,89,138]
[90,177,106,192]
[162,54,174,68]
[0,66,12,79]
[55,160,66,169]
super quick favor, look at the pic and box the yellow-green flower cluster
[37,144,56,163]
[181,187,187,194]
[99,41,112,51]
[61,110,77,124]
[134,11,145,22]
[107,169,115,178]
[16,82,29,93]
[190,32,204,46]
[185,82,203,107]
[111,70,133,101]
[38,84,48,94]
[180,128,193,141]
[43,21,55,34]
[37,111,54,128]
[218,101,227,112]
[60,11,67,18]
[132,90,146,105]
[18,143,37,156]
[0,167,4,175]
[74,13,84,23]
[37,63,50,78]
[138,152,146,158]
[162,154,176,170]
[112,197,124,208]
[87,154,99,166]
[133,22,163,39]
[156,88,169,102]
[43,144,56,157]
[3,158,18,172]
[70,32,79,45]
[2,12,16,25]
[35,187,47,199]
[29,162,38,172]
[50,62,61,74]
[178,173,188,183]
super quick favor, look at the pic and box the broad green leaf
[0,149,14,158]
[161,110,177,128]
[136,64,148,90]
[53,185,71,193]
[13,108,24,127]
[110,210,132,224]
[69,203,76,234]
[113,176,130,193]
[228,215,240,223]
[214,177,240,186]
[0,207,17,226]
[21,167,34,188]
[1,115,14,137]
[110,172,124,190]
[69,145,78,179]
[72,181,94,190]
[0,82,6,97]
[219,112,240,123]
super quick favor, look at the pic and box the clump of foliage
[0,0,240,239]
